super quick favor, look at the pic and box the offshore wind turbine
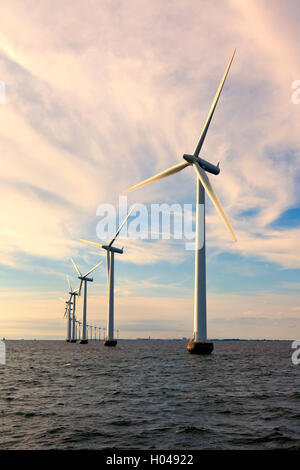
[63,299,72,342]
[80,205,136,347]
[70,259,102,344]
[67,277,79,343]
[124,50,237,355]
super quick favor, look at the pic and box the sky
[0,0,300,340]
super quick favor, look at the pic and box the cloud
[0,0,300,339]
[114,276,191,297]
[0,0,299,271]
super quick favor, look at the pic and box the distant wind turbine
[67,277,79,343]
[123,50,237,355]
[63,298,72,342]
[70,259,102,344]
[80,205,136,347]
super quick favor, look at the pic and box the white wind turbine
[70,259,102,344]
[123,50,237,355]
[63,298,72,342]
[67,277,79,343]
[80,205,136,347]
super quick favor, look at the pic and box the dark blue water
[0,340,299,449]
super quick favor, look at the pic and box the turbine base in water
[104,339,117,347]
[187,339,213,355]
[79,339,88,344]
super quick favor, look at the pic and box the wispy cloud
[0,0,300,338]
[0,0,299,270]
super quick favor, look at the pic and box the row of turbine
[64,289,119,343]
[63,207,135,346]
[63,50,237,354]
[63,280,104,342]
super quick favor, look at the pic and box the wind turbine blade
[108,204,137,247]
[66,276,71,292]
[80,239,103,249]
[193,163,237,241]
[193,49,236,157]
[123,162,190,194]
[79,279,83,296]
[70,258,82,277]
[83,261,103,278]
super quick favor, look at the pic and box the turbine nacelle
[102,245,123,254]
[78,276,93,282]
[182,154,220,175]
